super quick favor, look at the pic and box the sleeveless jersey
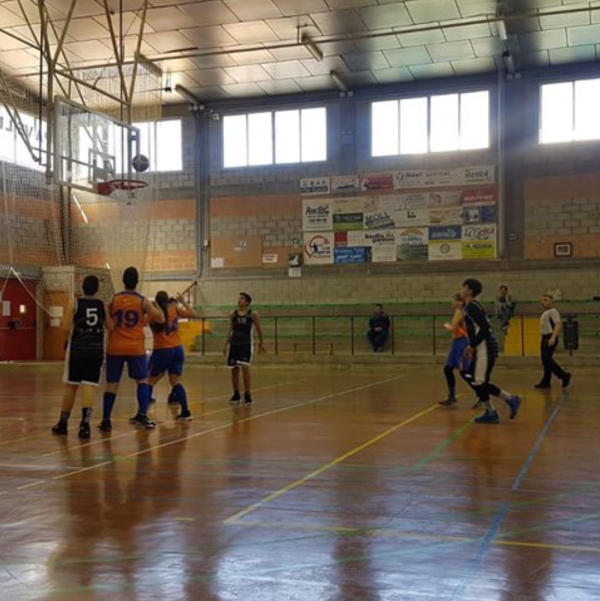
[453,311,468,339]
[152,303,181,350]
[107,291,146,356]
[231,309,253,346]
[69,297,105,358]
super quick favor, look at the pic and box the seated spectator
[367,304,390,352]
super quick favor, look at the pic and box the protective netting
[0,59,162,301]
[59,62,163,294]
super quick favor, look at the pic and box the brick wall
[524,174,600,259]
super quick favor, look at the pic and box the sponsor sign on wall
[461,187,497,205]
[331,174,360,193]
[463,204,497,224]
[303,232,334,264]
[300,177,330,195]
[428,206,463,226]
[302,198,332,231]
[462,224,497,259]
[334,246,370,264]
[332,197,364,231]
[428,226,462,261]
[394,165,496,189]
[397,227,428,261]
[360,172,394,191]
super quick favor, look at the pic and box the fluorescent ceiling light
[302,34,323,62]
[330,70,348,92]
[497,18,508,41]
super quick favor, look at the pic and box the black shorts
[63,351,103,386]
[227,342,252,367]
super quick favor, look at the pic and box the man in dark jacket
[367,304,390,352]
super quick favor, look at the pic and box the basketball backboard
[54,96,141,194]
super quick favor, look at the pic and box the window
[134,119,183,172]
[0,107,45,171]
[371,90,490,156]
[400,97,427,154]
[223,107,327,168]
[540,78,600,144]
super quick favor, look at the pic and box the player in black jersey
[223,293,265,404]
[51,275,113,438]
[461,279,521,424]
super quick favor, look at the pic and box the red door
[0,279,37,360]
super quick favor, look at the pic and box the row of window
[371,91,489,156]
[222,77,600,168]
[223,108,327,168]
[0,108,183,173]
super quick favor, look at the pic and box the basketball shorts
[227,342,252,367]
[63,352,103,386]
[468,343,497,386]
[149,345,185,377]
[106,354,148,383]
[446,337,469,370]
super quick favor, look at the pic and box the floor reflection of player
[46,440,103,593]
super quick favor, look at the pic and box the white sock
[499,390,512,401]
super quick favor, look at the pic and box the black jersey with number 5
[69,297,106,358]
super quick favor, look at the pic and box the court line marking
[0,378,304,456]
[225,518,600,555]
[449,402,562,601]
[224,402,438,524]
[25,373,403,485]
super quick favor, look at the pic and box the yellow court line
[49,374,405,483]
[227,519,600,555]
[224,403,438,524]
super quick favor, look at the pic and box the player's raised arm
[176,293,201,319]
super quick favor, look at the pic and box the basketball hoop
[95,179,148,197]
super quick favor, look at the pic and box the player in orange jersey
[99,267,164,432]
[439,293,473,407]
[148,291,200,421]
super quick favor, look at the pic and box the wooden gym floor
[0,364,598,601]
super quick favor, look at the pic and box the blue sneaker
[474,410,499,424]
[508,395,521,420]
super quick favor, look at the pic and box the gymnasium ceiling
[0,0,599,104]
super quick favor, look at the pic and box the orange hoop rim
[107,179,148,191]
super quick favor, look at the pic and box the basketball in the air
[132,154,150,172]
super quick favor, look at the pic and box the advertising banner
[334,246,370,264]
[331,174,360,193]
[300,177,330,195]
[397,227,428,261]
[461,224,497,259]
[428,206,463,226]
[332,197,364,231]
[360,172,394,191]
[302,198,332,231]
[303,232,334,264]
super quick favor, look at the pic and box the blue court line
[449,402,562,601]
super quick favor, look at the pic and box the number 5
[86,307,98,326]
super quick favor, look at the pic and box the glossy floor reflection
[0,364,598,600]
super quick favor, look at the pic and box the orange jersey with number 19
[107,292,146,356]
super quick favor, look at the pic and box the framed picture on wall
[554,242,572,257]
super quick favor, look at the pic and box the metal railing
[192,313,600,357]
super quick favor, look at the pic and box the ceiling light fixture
[302,34,323,62]
[174,84,204,107]
[330,70,348,92]
[497,17,508,41]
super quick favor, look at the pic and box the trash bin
[563,315,578,351]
